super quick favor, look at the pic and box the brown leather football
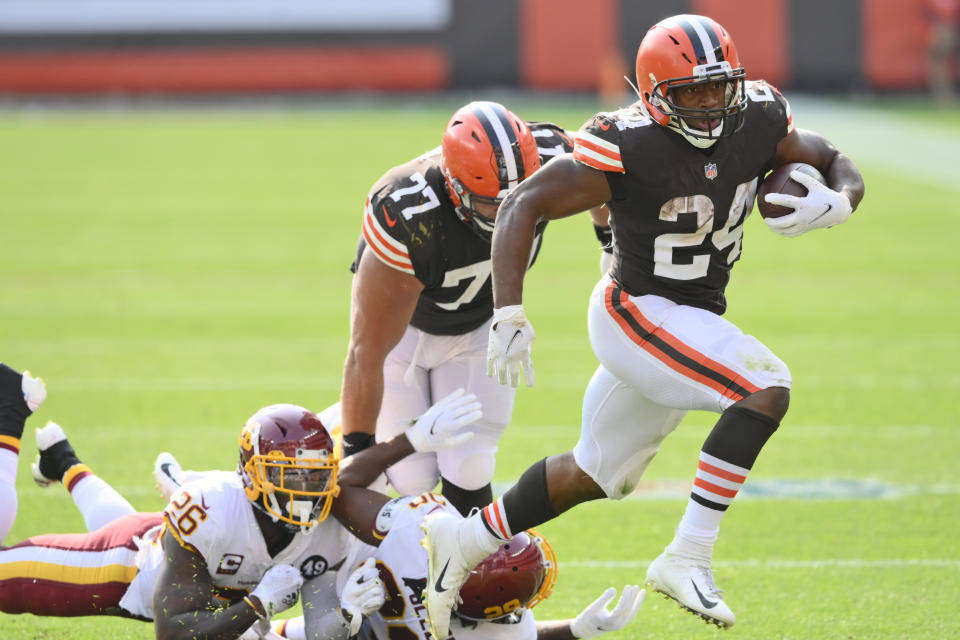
[757,162,826,218]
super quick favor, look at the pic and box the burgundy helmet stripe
[472,102,522,192]
[675,15,723,65]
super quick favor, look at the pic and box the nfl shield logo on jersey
[704,163,718,180]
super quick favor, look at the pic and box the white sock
[462,510,504,566]
[670,502,721,562]
[67,469,136,531]
[0,447,18,542]
[273,616,305,639]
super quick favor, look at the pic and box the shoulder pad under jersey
[744,80,794,136]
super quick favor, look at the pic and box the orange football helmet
[441,101,541,242]
[635,14,747,148]
[239,404,340,532]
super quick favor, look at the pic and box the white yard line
[564,558,960,569]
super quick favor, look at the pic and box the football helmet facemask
[441,101,541,243]
[239,403,340,533]
[455,529,558,621]
[635,14,747,149]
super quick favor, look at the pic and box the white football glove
[405,388,481,452]
[487,305,536,388]
[569,586,645,639]
[339,557,386,636]
[763,169,852,238]
[249,564,304,619]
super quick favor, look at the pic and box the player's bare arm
[773,128,865,210]
[340,252,424,445]
[330,485,392,546]
[153,531,261,640]
[491,155,611,307]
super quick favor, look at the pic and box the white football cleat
[21,370,47,413]
[645,551,735,629]
[421,511,473,639]
[153,452,185,501]
[31,421,68,488]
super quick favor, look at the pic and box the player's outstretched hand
[340,557,386,636]
[249,564,304,619]
[763,169,852,238]
[405,388,481,453]
[570,586,645,639]
[487,305,536,388]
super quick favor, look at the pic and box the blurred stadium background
[2,1,959,639]
[0,0,955,97]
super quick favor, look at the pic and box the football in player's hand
[757,163,827,218]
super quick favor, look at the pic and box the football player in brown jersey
[422,14,865,633]
[341,101,609,516]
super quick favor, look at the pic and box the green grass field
[1,95,958,639]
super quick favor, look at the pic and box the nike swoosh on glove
[763,169,852,238]
[405,388,481,453]
[340,557,386,636]
[487,305,536,388]
[570,586,645,639]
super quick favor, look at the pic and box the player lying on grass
[0,368,480,640]
[157,432,645,640]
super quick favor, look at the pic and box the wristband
[342,432,375,458]
[593,224,613,254]
[244,595,266,619]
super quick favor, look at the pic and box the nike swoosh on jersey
[691,579,718,609]
[383,205,398,228]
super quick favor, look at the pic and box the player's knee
[738,386,790,422]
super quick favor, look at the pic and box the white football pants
[574,275,791,498]
[377,317,515,494]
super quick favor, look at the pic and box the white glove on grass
[339,558,386,635]
[570,586,645,639]
[487,305,536,388]
[405,388,481,452]
[764,169,852,238]
[249,565,304,619]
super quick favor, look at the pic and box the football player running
[342,101,610,516]
[0,381,481,640]
[423,13,866,633]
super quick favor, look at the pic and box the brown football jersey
[573,80,793,314]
